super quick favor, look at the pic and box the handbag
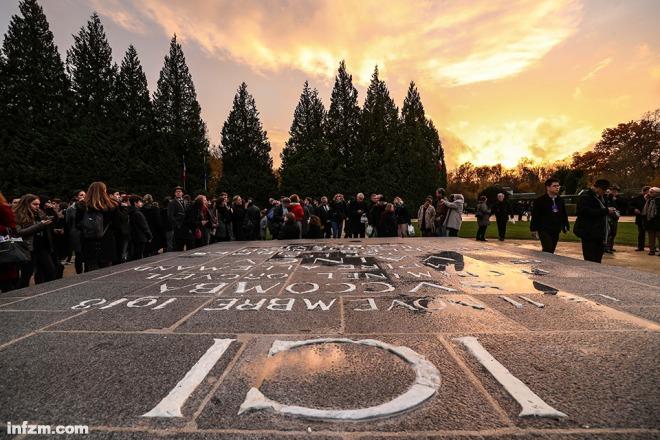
[407,224,415,236]
[0,237,31,264]
[194,228,202,240]
[360,213,369,224]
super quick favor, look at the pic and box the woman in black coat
[14,194,56,286]
[76,182,119,272]
[378,203,398,238]
[231,196,247,241]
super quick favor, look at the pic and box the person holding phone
[13,194,55,286]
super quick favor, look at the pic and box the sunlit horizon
[1,0,658,170]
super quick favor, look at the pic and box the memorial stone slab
[0,237,658,439]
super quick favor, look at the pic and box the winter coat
[328,200,346,222]
[643,197,660,231]
[0,203,19,283]
[491,200,511,221]
[530,194,569,234]
[476,202,491,227]
[129,206,152,244]
[289,203,305,222]
[76,204,119,265]
[395,204,411,225]
[573,189,608,240]
[141,204,164,250]
[378,212,398,237]
[65,203,82,252]
[417,204,436,232]
[16,212,51,253]
[278,222,301,240]
[442,195,464,231]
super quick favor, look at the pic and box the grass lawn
[455,220,639,247]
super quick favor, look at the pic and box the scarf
[643,198,657,221]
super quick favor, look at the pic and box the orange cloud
[445,116,599,168]
[97,0,582,87]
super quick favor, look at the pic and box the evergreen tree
[153,35,209,194]
[116,44,156,193]
[398,81,443,208]
[325,60,361,195]
[359,66,399,198]
[0,0,70,196]
[219,82,277,205]
[279,81,332,197]
[66,12,119,188]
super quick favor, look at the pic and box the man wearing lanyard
[530,178,570,254]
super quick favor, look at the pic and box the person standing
[604,185,626,253]
[141,194,164,256]
[434,188,448,237]
[15,195,57,285]
[475,196,491,241]
[329,194,346,239]
[246,199,262,240]
[76,182,119,272]
[573,179,615,263]
[530,178,570,253]
[348,193,368,238]
[441,194,464,237]
[417,197,436,237]
[231,196,248,241]
[642,187,660,255]
[491,193,511,241]
[168,186,192,251]
[394,197,411,238]
[630,186,650,251]
[65,190,86,273]
[315,196,332,239]
[0,192,20,292]
[378,203,398,237]
[128,195,152,260]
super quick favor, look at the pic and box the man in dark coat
[348,193,368,238]
[629,186,650,251]
[315,196,332,238]
[491,193,512,241]
[167,186,191,251]
[604,185,626,253]
[573,179,616,263]
[246,199,261,240]
[530,178,570,254]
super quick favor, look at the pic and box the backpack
[82,211,107,240]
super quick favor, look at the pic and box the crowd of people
[1,179,658,292]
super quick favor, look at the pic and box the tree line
[0,0,447,210]
[448,109,660,202]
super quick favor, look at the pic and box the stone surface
[0,237,658,439]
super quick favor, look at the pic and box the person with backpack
[76,181,119,272]
[113,195,131,264]
[128,195,152,260]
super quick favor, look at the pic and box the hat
[174,186,184,191]
[594,179,610,190]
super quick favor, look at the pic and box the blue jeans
[331,221,343,238]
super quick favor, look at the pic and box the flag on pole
[203,153,207,192]
[181,155,187,190]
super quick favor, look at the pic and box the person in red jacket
[289,194,305,238]
[0,192,20,292]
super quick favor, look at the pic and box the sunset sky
[1,0,658,169]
